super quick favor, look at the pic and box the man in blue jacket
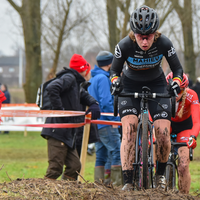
[88,51,122,186]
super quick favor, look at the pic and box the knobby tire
[142,113,149,189]
[165,163,176,190]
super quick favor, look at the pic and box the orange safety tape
[0,109,117,117]
[2,103,38,107]
[91,120,122,126]
[4,122,86,128]
[0,110,85,117]
[0,119,122,128]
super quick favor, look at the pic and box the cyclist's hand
[187,136,197,149]
[167,81,181,97]
[110,77,123,95]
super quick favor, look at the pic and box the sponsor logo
[121,100,127,105]
[168,47,176,57]
[127,54,163,66]
[153,111,168,119]
[135,51,144,55]
[180,137,188,141]
[134,55,143,58]
[115,44,122,58]
[122,108,137,115]
[153,113,160,119]
[161,111,168,118]
[148,47,157,52]
[162,104,168,109]
[192,100,199,104]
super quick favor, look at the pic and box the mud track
[0,178,199,199]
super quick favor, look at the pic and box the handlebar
[113,88,176,118]
[169,141,193,161]
[154,141,193,161]
[117,92,171,99]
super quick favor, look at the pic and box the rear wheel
[142,113,149,189]
[165,163,176,190]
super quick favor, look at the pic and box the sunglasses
[135,33,155,41]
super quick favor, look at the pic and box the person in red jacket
[166,72,200,194]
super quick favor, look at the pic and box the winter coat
[41,68,97,149]
[191,82,200,100]
[2,90,10,103]
[88,65,120,130]
[76,82,100,146]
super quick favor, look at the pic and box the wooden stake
[78,110,91,182]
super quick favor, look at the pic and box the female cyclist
[166,72,199,194]
[110,5,183,191]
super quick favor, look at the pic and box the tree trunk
[21,0,42,102]
[171,0,196,81]
[7,0,42,103]
[107,0,118,53]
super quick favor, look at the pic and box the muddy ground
[0,178,199,200]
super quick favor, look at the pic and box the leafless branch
[7,0,21,13]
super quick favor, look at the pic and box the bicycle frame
[114,85,174,189]
[134,88,154,189]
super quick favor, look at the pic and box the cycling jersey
[171,88,200,141]
[111,34,183,81]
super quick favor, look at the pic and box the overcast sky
[0,1,23,56]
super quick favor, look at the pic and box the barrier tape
[0,119,122,128]
[0,104,121,128]
[0,109,118,117]
[0,110,86,117]
[2,104,38,107]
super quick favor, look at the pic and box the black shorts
[171,116,193,134]
[119,73,171,121]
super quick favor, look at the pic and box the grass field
[0,131,95,182]
[0,131,199,195]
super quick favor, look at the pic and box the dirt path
[0,178,199,200]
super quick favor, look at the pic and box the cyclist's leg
[176,131,192,194]
[154,119,171,163]
[119,95,139,189]
[121,115,138,182]
[177,146,191,194]
[150,94,171,188]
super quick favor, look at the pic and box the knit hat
[96,51,114,67]
[69,54,90,73]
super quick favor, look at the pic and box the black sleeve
[110,42,126,80]
[46,73,75,110]
[161,35,183,80]
[80,88,97,106]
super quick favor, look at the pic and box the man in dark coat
[41,54,100,180]
[191,77,200,100]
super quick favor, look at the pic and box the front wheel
[142,113,149,189]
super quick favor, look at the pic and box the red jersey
[171,88,200,138]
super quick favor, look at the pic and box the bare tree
[7,0,42,103]
[168,0,196,81]
[106,0,174,52]
[42,0,91,81]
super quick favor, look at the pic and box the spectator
[1,84,10,134]
[41,54,100,181]
[186,73,193,88]
[0,90,6,123]
[191,77,200,100]
[1,84,10,104]
[76,81,100,157]
[88,51,122,186]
